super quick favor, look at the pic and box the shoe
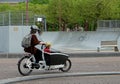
[32,63,40,69]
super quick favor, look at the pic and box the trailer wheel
[60,59,72,72]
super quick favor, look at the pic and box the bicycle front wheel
[18,56,33,76]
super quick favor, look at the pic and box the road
[0,57,120,84]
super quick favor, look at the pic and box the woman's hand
[39,42,46,45]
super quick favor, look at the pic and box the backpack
[21,34,32,48]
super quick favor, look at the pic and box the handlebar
[41,44,46,50]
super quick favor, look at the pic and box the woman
[24,26,45,63]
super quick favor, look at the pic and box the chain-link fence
[0,11,47,30]
[0,11,31,26]
[0,11,44,26]
[98,20,120,28]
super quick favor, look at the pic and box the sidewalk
[0,51,120,58]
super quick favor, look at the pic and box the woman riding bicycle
[24,26,46,63]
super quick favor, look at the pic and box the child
[44,42,51,53]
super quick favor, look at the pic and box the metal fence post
[9,11,11,25]
[2,14,5,26]
[44,17,47,31]
[22,13,23,25]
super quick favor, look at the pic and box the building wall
[0,26,30,53]
[9,26,30,53]
[1,26,120,53]
[0,26,9,52]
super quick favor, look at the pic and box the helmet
[31,25,40,31]
[45,42,51,47]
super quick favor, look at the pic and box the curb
[0,52,120,58]
[68,52,120,57]
[0,72,120,84]
[0,53,23,58]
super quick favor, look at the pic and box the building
[0,0,26,5]
[0,0,26,3]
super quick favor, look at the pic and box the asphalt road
[1,57,120,84]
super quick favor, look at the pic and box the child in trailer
[44,42,51,53]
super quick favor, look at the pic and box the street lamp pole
[58,0,62,31]
[26,0,29,25]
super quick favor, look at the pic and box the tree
[0,4,11,12]
[109,0,120,19]
[0,0,120,31]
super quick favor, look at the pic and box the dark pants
[34,49,42,63]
